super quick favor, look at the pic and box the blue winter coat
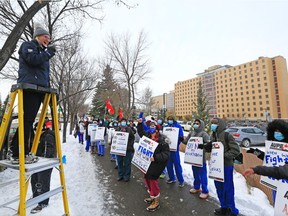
[17,39,55,87]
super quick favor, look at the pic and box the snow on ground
[0,131,274,216]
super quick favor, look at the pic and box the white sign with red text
[208,142,224,182]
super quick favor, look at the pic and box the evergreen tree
[90,65,118,118]
[192,80,211,132]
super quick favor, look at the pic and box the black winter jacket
[137,122,170,179]
[36,129,56,158]
[17,39,55,87]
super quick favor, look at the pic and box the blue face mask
[113,123,118,127]
[99,121,103,124]
[121,122,127,127]
[274,131,284,141]
[168,120,173,125]
[211,124,218,132]
[193,124,199,130]
[149,128,156,134]
[157,120,162,124]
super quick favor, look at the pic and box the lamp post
[163,93,167,120]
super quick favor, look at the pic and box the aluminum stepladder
[0,83,70,216]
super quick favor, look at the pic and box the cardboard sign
[260,140,288,190]
[107,128,115,144]
[110,131,129,156]
[89,124,97,142]
[184,137,204,167]
[208,142,224,182]
[132,136,159,174]
[163,127,179,151]
[95,126,105,141]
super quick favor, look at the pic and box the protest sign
[208,142,224,182]
[163,127,179,151]
[132,136,159,174]
[184,137,203,167]
[261,140,288,190]
[110,131,129,156]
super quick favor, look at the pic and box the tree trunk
[0,1,48,71]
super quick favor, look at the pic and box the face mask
[168,120,173,125]
[149,128,156,134]
[99,121,102,124]
[193,124,199,130]
[121,122,127,127]
[157,120,162,124]
[274,131,284,141]
[113,123,118,127]
[211,124,218,132]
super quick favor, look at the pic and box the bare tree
[137,86,153,115]
[104,30,151,118]
[50,35,99,142]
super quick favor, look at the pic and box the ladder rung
[0,157,60,174]
[0,177,19,187]
[26,186,63,208]
[11,83,58,94]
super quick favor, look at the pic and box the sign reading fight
[110,131,129,156]
[163,127,179,151]
[208,142,224,182]
[132,136,159,174]
[260,140,288,190]
[184,137,203,167]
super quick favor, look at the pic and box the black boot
[214,207,228,215]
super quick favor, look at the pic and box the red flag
[106,99,114,115]
[118,108,123,119]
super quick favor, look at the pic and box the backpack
[224,132,242,164]
[37,130,57,158]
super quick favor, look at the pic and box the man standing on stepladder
[9,23,56,164]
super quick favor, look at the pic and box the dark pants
[116,152,134,180]
[11,91,43,157]
[31,168,53,205]
[214,166,239,215]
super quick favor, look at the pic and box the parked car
[225,126,266,147]
[180,121,192,131]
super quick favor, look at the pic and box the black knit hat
[33,23,50,39]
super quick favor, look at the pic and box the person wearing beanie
[10,23,56,164]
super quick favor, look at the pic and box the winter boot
[146,198,160,212]
[144,197,154,204]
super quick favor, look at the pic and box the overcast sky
[83,0,288,97]
[1,0,288,102]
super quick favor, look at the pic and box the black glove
[254,148,265,160]
[204,141,212,152]
[197,144,204,149]
[46,44,56,55]
[246,148,255,154]
[179,136,184,142]
[234,153,243,164]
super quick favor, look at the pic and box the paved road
[91,150,222,216]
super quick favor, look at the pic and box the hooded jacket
[253,119,288,179]
[183,119,210,164]
[210,118,240,166]
[18,39,55,87]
